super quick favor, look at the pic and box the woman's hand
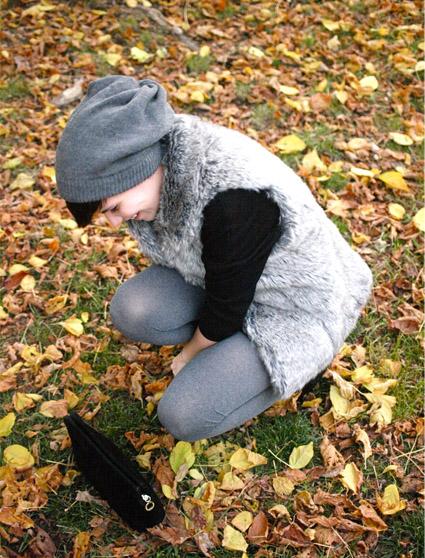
[170,350,190,376]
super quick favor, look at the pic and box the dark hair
[65,200,102,228]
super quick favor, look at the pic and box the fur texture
[127,114,374,398]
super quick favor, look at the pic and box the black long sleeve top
[198,188,282,342]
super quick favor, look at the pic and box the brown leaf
[357,502,387,532]
[277,523,312,548]
[3,270,28,291]
[320,436,345,468]
[27,527,57,558]
[246,511,269,545]
[309,92,333,111]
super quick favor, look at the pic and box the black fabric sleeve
[197,188,282,342]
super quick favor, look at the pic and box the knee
[109,284,155,342]
[157,394,205,442]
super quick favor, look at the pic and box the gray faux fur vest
[127,114,373,399]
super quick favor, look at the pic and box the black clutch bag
[63,411,165,532]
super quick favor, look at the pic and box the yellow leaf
[388,203,406,220]
[0,305,8,319]
[364,377,398,394]
[272,475,294,497]
[3,444,35,471]
[2,156,23,169]
[330,385,350,417]
[136,452,152,470]
[301,397,322,408]
[80,312,90,323]
[161,483,176,499]
[382,465,398,474]
[352,232,370,245]
[412,207,425,232]
[247,46,265,58]
[302,149,327,173]
[41,166,56,182]
[59,218,78,229]
[289,441,314,469]
[146,400,155,416]
[20,274,36,292]
[194,480,216,507]
[45,294,68,315]
[274,134,306,154]
[190,90,205,103]
[188,468,203,480]
[199,45,210,57]
[28,255,48,269]
[359,75,379,92]
[279,85,299,95]
[229,448,267,470]
[220,471,245,490]
[321,19,340,31]
[334,90,348,104]
[351,365,374,385]
[8,263,29,275]
[102,52,122,66]
[130,46,154,63]
[170,441,195,474]
[377,171,410,192]
[340,462,363,493]
[368,401,393,430]
[64,388,79,409]
[0,412,15,437]
[231,511,253,532]
[10,172,35,191]
[222,524,248,552]
[350,166,376,177]
[376,484,407,515]
[388,132,413,146]
[415,60,425,72]
[285,97,307,112]
[59,316,84,336]
[328,371,356,400]
[13,393,37,412]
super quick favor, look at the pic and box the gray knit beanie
[55,75,176,203]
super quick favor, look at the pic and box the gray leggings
[109,265,282,441]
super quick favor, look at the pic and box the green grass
[0,77,32,101]
[250,102,276,131]
[186,53,214,76]
[234,80,252,102]
[250,412,324,475]
[372,509,424,558]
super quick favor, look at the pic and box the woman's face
[100,164,164,227]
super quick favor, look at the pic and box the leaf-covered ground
[0,1,424,557]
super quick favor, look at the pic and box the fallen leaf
[3,444,35,471]
[289,442,314,469]
[231,510,253,532]
[0,412,15,437]
[340,462,363,494]
[222,524,248,552]
[377,170,410,192]
[229,447,267,471]
[376,484,407,515]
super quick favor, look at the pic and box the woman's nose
[106,213,123,228]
